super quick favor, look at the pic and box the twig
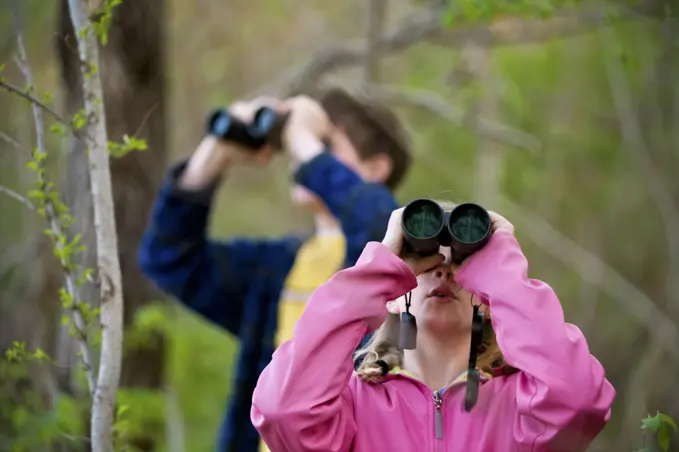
[131,103,159,138]
[9,0,96,394]
[364,84,542,152]
[0,185,34,210]
[58,428,92,444]
[0,80,69,127]
[0,79,87,143]
[0,131,23,151]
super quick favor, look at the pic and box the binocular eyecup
[206,106,288,151]
[401,199,491,264]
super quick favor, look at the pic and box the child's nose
[434,267,453,280]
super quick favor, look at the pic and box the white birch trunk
[66,1,124,450]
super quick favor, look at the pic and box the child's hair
[316,87,412,190]
[354,314,504,383]
[354,199,506,383]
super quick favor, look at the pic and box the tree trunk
[466,43,502,209]
[56,0,167,449]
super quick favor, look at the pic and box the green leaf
[49,124,66,136]
[72,110,88,130]
[117,404,129,418]
[659,413,678,432]
[27,189,44,199]
[657,422,671,452]
[641,413,662,433]
[33,348,48,361]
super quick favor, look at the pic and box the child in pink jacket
[251,206,615,451]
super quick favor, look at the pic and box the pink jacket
[251,232,615,451]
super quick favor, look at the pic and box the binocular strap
[399,292,418,350]
[464,303,484,412]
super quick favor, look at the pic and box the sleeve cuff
[292,151,361,191]
[164,159,221,207]
[454,232,522,304]
[149,159,221,239]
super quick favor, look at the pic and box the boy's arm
[293,151,398,265]
[282,96,399,266]
[138,138,299,336]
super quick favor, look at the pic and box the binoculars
[401,199,492,264]
[206,106,288,150]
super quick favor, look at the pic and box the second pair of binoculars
[401,199,492,264]
[206,106,289,151]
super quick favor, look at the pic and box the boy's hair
[317,87,412,190]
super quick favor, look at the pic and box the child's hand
[281,95,331,163]
[382,208,445,275]
[488,211,515,236]
[179,97,281,190]
[226,96,283,166]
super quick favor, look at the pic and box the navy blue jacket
[138,152,397,452]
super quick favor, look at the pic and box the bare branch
[0,241,33,281]
[416,154,679,361]
[0,184,34,210]
[499,194,679,362]
[365,0,388,83]
[430,7,624,47]
[0,131,24,151]
[251,9,442,96]
[600,26,679,308]
[364,84,541,152]
[465,43,503,207]
[9,0,97,393]
[248,4,645,98]
[620,336,665,443]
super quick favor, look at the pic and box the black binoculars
[206,106,288,151]
[401,199,492,264]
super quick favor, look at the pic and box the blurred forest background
[1,0,678,451]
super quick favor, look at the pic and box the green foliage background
[1,0,678,451]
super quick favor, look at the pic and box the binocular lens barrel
[206,107,286,151]
[401,199,491,263]
[250,107,286,149]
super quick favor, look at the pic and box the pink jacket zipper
[388,371,478,445]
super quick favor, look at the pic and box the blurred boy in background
[138,88,412,452]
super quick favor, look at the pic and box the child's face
[290,126,389,212]
[387,247,485,336]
